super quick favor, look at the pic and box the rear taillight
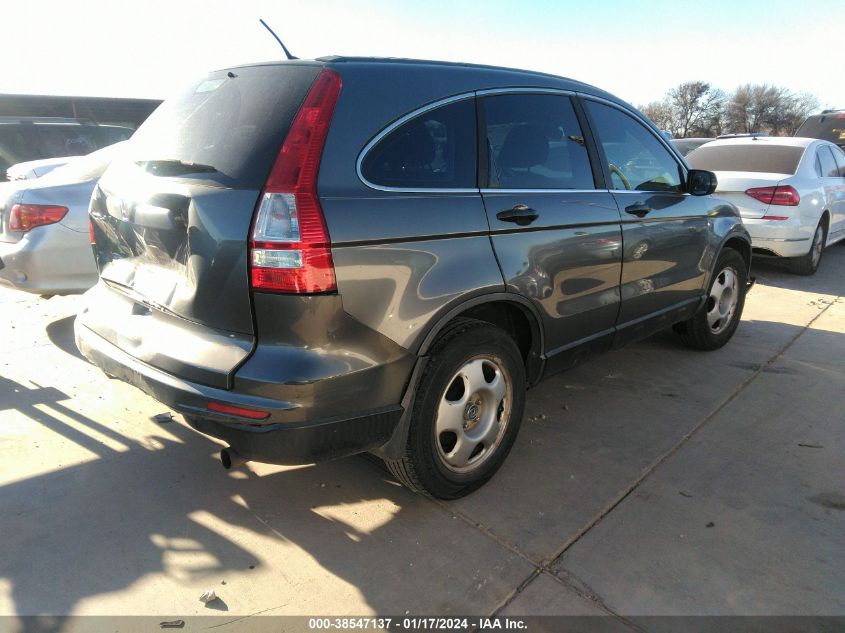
[250,68,342,294]
[8,204,68,232]
[745,185,800,206]
[88,219,96,244]
[207,402,270,420]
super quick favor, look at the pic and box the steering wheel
[608,163,631,190]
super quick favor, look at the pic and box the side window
[482,94,595,190]
[585,100,683,192]
[830,145,845,177]
[815,152,824,178]
[360,98,476,189]
[817,146,839,178]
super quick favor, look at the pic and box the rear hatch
[85,63,323,388]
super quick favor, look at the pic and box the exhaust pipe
[220,447,248,470]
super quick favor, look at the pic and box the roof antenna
[259,18,297,60]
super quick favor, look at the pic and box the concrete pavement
[0,245,842,627]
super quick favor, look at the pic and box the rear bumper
[74,313,407,464]
[0,225,98,294]
[744,217,812,258]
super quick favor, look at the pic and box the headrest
[498,124,549,169]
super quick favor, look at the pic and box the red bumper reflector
[207,402,270,420]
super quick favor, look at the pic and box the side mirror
[687,169,717,196]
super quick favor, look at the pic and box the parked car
[0,143,124,294]
[686,136,845,274]
[717,133,768,139]
[75,58,752,498]
[795,110,845,149]
[0,117,134,182]
[6,156,75,181]
[671,137,713,156]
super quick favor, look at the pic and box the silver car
[0,143,122,294]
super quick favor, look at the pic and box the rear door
[85,64,322,388]
[821,144,845,241]
[582,98,710,344]
[479,91,622,372]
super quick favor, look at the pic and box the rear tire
[788,219,826,276]
[386,318,526,499]
[674,248,747,351]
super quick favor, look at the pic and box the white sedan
[687,136,845,274]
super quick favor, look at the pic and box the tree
[724,84,820,136]
[639,82,725,138]
[640,82,821,138]
[668,81,725,138]
[641,100,674,132]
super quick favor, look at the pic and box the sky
[4,0,843,109]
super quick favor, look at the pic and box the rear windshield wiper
[137,159,218,177]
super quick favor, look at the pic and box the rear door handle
[497,204,540,226]
[625,203,651,218]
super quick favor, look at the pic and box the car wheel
[386,318,526,499]
[788,219,826,276]
[674,248,747,351]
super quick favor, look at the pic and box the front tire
[674,248,747,351]
[788,219,826,276]
[386,318,526,499]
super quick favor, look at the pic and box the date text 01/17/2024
[307,617,528,630]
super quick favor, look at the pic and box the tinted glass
[829,145,845,177]
[687,144,805,175]
[818,146,839,178]
[795,114,845,145]
[585,101,682,192]
[118,64,319,189]
[482,94,594,189]
[361,98,476,189]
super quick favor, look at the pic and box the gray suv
[75,58,752,498]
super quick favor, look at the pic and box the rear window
[687,144,805,175]
[117,64,320,189]
[796,114,845,145]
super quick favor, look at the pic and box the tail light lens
[250,68,342,294]
[745,185,800,206]
[8,204,68,232]
[207,402,269,420]
[88,219,97,244]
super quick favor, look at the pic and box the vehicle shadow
[0,371,497,626]
[749,240,845,295]
[45,316,84,361]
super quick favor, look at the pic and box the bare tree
[640,100,674,132]
[668,81,725,138]
[724,84,819,135]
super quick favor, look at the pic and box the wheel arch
[373,293,545,461]
[416,293,545,386]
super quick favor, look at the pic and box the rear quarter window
[687,145,805,175]
[360,98,477,189]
